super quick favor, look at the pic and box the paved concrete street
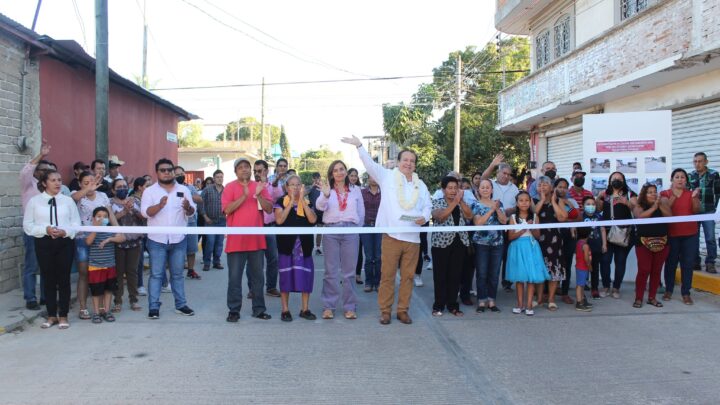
[1,254,720,405]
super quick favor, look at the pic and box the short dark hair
[111,178,127,190]
[670,168,689,183]
[92,206,109,217]
[276,158,288,166]
[694,152,708,159]
[397,148,417,163]
[78,171,94,183]
[155,158,174,172]
[577,226,591,240]
[553,178,569,188]
[254,159,269,170]
[582,195,595,205]
[36,169,59,192]
[311,172,321,179]
[73,161,88,171]
[212,169,223,176]
[174,165,185,172]
[573,161,583,169]
[91,159,105,170]
[441,176,458,189]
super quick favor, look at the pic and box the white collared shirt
[358,147,432,244]
[23,192,81,239]
[141,182,197,244]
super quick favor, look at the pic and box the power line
[70,0,88,51]
[150,71,527,91]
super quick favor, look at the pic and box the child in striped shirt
[86,207,125,324]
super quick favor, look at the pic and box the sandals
[111,304,122,313]
[281,311,293,322]
[344,311,357,320]
[449,309,464,317]
[489,306,501,313]
[662,292,672,301]
[322,309,334,319]
[41,318,58,329]
[79,309,91,320]
[130,303,142,311]
[103,312,116,322]
[647,299,663,308]
[91,313,103,324]
[476,305,486,313]
[632,300,643,308]
[548,303,558,311]
[58,320,70,329]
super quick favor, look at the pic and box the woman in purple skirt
[274,175,318,322]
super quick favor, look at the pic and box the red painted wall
[38,57,180,182]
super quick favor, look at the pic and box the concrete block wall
[0,32,40,293]
[499,0,710,126]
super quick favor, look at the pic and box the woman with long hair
[315,160,365,320]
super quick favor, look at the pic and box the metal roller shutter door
[672,101,720,172]
[547,131,583,180]
[672,100,720,259]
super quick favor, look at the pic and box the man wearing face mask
[569,169,594,207]
[529,161,556,200]
[174,166,205,280]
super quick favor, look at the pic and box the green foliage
[178,120,211,148]
[216,116,281,146]
[279,126,291,165]
[382,37,531,187]
[297,170,315,186]
[297,145,344,174]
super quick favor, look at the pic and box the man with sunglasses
[141,158,197,319]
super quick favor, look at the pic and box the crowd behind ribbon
[20,137,718,328]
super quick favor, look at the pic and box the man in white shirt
[343,135,432,325]
[141,158,197,320]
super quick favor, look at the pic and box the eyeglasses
[158,168,174,173]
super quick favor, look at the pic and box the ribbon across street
[70,212,720,236]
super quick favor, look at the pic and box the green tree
[216,117,282,146]
[279,125,291,164]
[178,120,211,148]
[297,146,344,174]
[382,37,531,187]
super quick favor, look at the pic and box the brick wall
[498,0,710,127]
[0,32,40,293]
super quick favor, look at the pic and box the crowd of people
[20,138,718,328]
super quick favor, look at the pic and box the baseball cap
[572,169,587,176]
[234,157,251,169]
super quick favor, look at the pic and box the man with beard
[141,158,196,319]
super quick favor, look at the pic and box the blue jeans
[475,243,503,302]
[186,220,199,255]
[601,243,631,290]
[360,229,382,287]
[264,233,278,290]
[227,250,266,315]
[147,238,188,311]
[696,221,717,264]
[202,218,225,266]
[136,237,146,288]
[665,234,699,296]
[23,233,44,303]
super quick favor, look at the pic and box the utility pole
[453,54,462,172]
[95,0,109,162]
[141,0,147,88]
[259,77,265,157]
[497,33,506,88]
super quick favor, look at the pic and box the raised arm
[481,154,503,180]
[341,135,389,185]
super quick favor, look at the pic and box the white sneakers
[161,285,172,294]
[137,286,148,296]
[413,275,424,287]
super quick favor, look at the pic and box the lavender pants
[321,222,360,312]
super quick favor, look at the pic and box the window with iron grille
[621,0,648,20]
[553,15,571,58]
[536,30,551,69]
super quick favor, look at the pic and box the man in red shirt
[222,158,274,322]
[569,169,594,207]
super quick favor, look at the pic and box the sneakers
[175,306,195,316]
[591,289,599,299]
[202,264,210,271]
[161,285,172,294]
[266,288,281,297]
[187,270,202,280]
[423,254,431,262]
[226,312,240,322]
[413,275,424,287]
[693,262,702,271]
[299,310,317,320]
[561,295,575,305]
[137,286,148,296]
[147,309,159,319]
[364,285,373,293]
[512,307,523,314]
[281,311,293,322]
[314,248,323,256]
[611,289,621,299]
[598,288,609,298]
[525,309,535,316]
[575,302,592,312]
[212,264,224,270]
[26,301,41,310]
[707,263,717,274]
[583,299,594,308]
[426,262,433,271]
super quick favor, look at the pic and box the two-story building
[496,0,720,178]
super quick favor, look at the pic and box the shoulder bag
[607,197,630,247]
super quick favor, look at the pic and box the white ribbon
[69,212,720,236]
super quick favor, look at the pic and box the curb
[677,270,720,295]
